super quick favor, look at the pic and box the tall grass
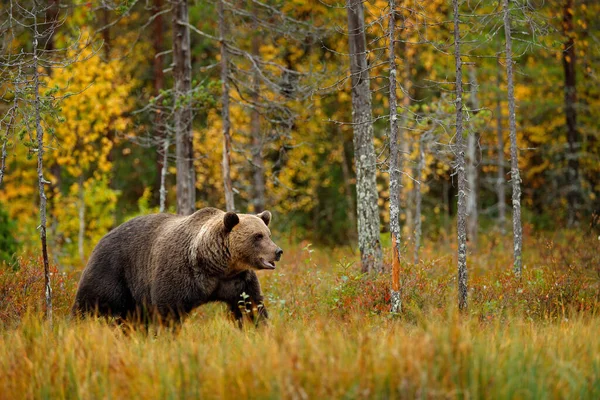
[0,230,599,399]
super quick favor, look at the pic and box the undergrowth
[0,230,599,399]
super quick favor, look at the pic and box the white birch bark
[346,0,383,274]
[452,0,468,311]
[388,0,401,313]
[503,0,523,277]
[159,136,169,213]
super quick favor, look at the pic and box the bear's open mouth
[260,258,276,270]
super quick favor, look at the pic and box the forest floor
[0,229,599,399]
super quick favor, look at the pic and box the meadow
[0,229,599,399]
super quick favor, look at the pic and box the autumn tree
[0,0,82,323]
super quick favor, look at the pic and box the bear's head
[224,210,283,271]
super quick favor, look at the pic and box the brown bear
[72,207,282,326]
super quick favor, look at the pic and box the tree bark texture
[452,0,468,312]
[346,0,383,274]
[388,0,401,313]
[159,137,169,213]
[173,0,195,215]
[466,65,479,246]
[503,0,523,278]
[562,0,580,225]
[33,20,52,325]
[219,0,235,212]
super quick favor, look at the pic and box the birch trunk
[159,137,169,213]
[219,0,235,212]
[346,0,383,274]
[33,19,52,325]
[496,64,506,232]
[503,0,523,277]
[413,134,425,265]
[466,65,479,246]
[173,0,195,215]
[452,0,468,311]
[388,0,401,313]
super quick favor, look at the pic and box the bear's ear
[223,211,240,233]
[257,210,271,227]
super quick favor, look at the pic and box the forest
[0,0,599,398]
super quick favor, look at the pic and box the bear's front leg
[217,271,268,327]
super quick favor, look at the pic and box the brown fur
[72,207,282,326]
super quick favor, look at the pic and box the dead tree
[33,12,52,324]
[346,0,383,274]
[218,0,235,212]
[452,0,468,311]
[172,0,195,215]
[250,2,265,213]
[502,0,523,277]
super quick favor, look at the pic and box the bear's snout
[275,248,283,261]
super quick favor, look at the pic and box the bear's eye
[254,233,264,241]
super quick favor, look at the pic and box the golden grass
[1,312,599,399]
[0,230,599,399]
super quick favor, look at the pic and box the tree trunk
[503,0,523,277]
[33,18,52,325]
[346,0,383,274]
[250,3,265,213]
[496,63,506,233]
[388,0,401,313]
[466,65,479,246]
[78,175,85,264]
[219,0,235,212]
[172,0,195,215]
[452,0,468,312]
[159,137,169,213]
[153,0,166,209]
[562,0,580,226]
[413,134,425,265]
